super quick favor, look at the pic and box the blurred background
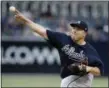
[1,1,108,87]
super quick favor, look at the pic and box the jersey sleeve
[96,60,104,75]
[93,57,104,75]
[88,56,104,75]
[86,44,104,75]
[46,30,63,48]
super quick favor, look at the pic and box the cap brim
[70,23,88,32]
[70,23,81,28]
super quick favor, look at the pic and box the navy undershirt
[46,30,104,78]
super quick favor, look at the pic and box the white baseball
[9,6,16,12]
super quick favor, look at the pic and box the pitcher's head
[69,21,88,41]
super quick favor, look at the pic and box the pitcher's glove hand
[68,63,88,76]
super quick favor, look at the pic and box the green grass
[2,73,108,87]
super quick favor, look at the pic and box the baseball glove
[68,57,88,76]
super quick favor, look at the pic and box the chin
[72,38,77,41]
[71,36,74,40]
[73,38,79,42]
[72,38,77,42]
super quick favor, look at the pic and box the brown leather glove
[68,63,88,76]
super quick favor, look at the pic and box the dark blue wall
[2,41,109,76]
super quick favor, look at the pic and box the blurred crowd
[1,1,108,42]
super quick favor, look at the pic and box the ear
[83,35,85,38]
[83,31,86,38]
[84,32,87,38]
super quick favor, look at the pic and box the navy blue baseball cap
[70,21,88,32]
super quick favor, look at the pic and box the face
[69,26,86,41]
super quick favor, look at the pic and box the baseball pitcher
[10,7,104,87]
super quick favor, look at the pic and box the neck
[75,39,86,45]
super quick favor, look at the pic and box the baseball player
[11,8,104,87]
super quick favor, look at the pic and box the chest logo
[61,44,87,62]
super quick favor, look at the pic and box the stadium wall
[1,40,109,76]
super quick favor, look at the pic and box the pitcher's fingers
[14,14,20,19]
[14,9,21,15]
